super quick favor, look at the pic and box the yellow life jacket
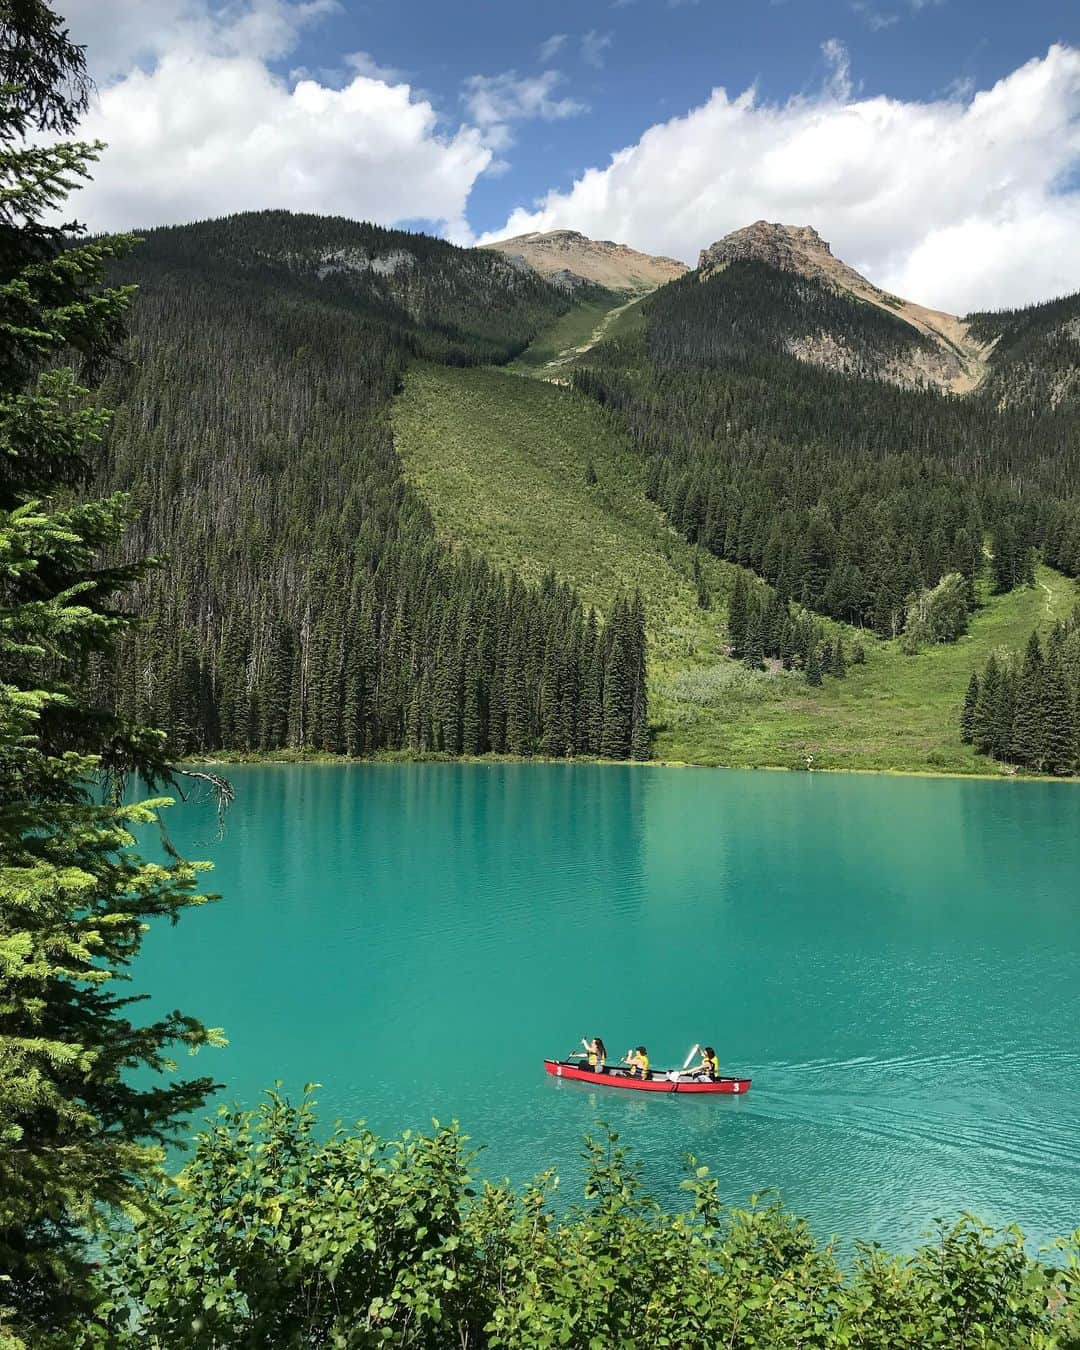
[587,1048,598,1066]
[636,1053,650,1077]
[706,1053,719,1078]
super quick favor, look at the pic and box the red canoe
[544,1059,751,1094]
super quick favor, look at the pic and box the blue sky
[64,0,1079,311]
[307,0,1075,237]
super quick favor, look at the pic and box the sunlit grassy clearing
[394,362,735,668]
[655,568,1077,773]
[505,298,617,375]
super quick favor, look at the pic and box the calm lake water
[137,764,1080,1255]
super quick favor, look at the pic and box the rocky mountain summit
[698,221,844,280]
[483,229,688,294]
[698,221,992,394]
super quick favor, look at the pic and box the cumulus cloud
[462,70,587,151]
[64,0,337,81]
[480,45,1080,313]
[62,0,492,238]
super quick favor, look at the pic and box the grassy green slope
[507,293,650,379]
[393,310,1078,776]
[504,297,614,375]
[393,362,732,669]
[660,567,1076,774]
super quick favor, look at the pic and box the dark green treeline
[962,607,1080,776]
[725,570,857,682]
[574,262,1080,635]
[94,214,648,759]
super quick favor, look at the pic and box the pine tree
[972,654,1006,757]
[727,572,749,657]
[991,523,1018,594]
[763,591,786,652]
[1009,631,1044,768]
[830,636,847,678]
[1040,654,1076,776]
[601,599,633,759]
[0,11,221,1335]
[352,594,379,753]
[505,640,531,756]
[960,671,979,744]
[539,647,561,757]
[461,650,483,756]
[628,591,650,760]
[488,598,510,753]
[805,643,823,687]
[261,623,293,751]
[742,606,764,670]
[583,610,604,756]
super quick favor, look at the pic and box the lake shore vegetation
[91,1091,1080,1349]
[0,6,220,1339]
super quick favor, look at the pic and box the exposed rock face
[699,221,842,282]
[699,221,994,395]
[315,247,416,280]
[482,229,688,294]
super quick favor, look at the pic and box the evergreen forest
[94,217,649,760]
[962,607,1080,776]
[572,262,1080,636]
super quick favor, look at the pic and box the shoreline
[181,750,1079,785]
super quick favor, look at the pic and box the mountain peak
[482,229,688,295]
[698,220,994,395]
[698,221,837,277]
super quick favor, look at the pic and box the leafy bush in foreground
[90,1092,1080,1349]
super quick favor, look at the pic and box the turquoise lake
[137,764,1080,1255]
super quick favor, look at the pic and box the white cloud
[538,34,568,63]
[344,50,405,85]
[821,38,853,101]
[462,70,587,151]
[480,45,1080,313]
[64,0,337,80]
[61,0,492,239]
[581,31,614,69]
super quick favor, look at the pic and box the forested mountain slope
[968,290,1080,412]
[393,336,1077,774]
[572,253,1080,635]
[96,212,649,760]
[125,211,605,363]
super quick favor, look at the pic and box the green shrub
[90,1092,1080,1348]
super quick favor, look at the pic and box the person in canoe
[581,1036,607,1073]
[624,1046,650,1079]
[569,1037,607,1072]
[694,1045,720,1081]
